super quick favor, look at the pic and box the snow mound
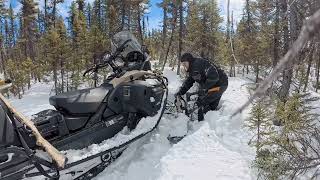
[95,74,255,180]
[156,76,254,180]
[9,82,54,117]
[158,123,251,180]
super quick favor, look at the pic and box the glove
[4,79,12,84]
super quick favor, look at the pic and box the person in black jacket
[175,53,228,121]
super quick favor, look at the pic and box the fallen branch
[233,9,320,116]
[0,93,67,168]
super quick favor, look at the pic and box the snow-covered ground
[9,69,256,180]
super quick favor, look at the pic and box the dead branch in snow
[233,9,320,117]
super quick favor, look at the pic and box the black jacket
[178,58,228,95]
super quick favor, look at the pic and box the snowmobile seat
[49,85,111,115]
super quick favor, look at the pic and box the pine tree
[8,4,15,48]
[246,99,273,151]
[20,0,38,62]
[68,2,88,90]
[185,0,221,60]
[253,93,320,179]
[236,0,259,81]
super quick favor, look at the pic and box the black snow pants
[197,84,228,121]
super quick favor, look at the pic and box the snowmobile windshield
[111,31,142,59]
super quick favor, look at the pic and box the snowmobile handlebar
[83,39,133,78]
[83,63,108,77]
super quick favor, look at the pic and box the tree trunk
[226,0,230,43]
[229,11,236,77]
[177,0,183,75]
[60,57,64,93]
[44,0,48,29]
[162,26,176,71]
[316,48,320,92]
[303,46,314,92]
[162,2,177,71]
[53,62,58,95]
[255,60,260,83]
[53,0,56,27]
[142,16,146,36]
[97,0,101,29]
[278,0,291,102]
[9,4,16,47]
[159,1,168,65]
[273,0,280,67]
[137,3,144,44]
[121,0,126,30]
[66,62,69,92]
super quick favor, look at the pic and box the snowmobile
[0,31,168,180]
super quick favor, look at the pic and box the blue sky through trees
[7,0,244,30]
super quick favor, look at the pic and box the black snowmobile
[0,31,168,180]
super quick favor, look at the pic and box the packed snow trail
[10,69,256,180]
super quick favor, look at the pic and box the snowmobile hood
[110,70,155,87]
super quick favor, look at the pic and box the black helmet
[181,53,194,62]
